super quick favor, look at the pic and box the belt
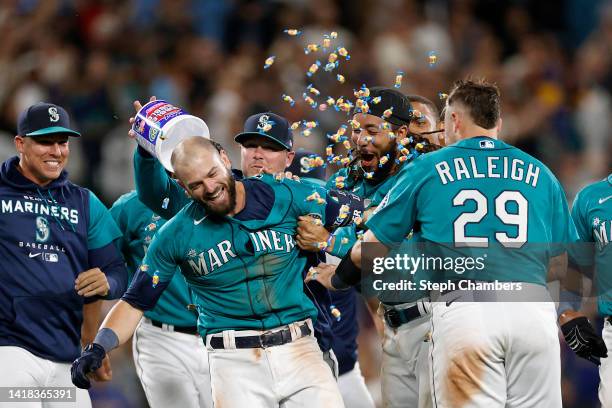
[607,316,612,324]
[148,318,198,335]
[383,304,424,328]
[209,322,311,349]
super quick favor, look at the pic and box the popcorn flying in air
[264,56,276,69]
[284,29,302,36]
[394,71,404,88]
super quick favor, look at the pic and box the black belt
[149,319,198,335]
[607,316,611,324]
[384,305,423,328]
[209,323,311,349]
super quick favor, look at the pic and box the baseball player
[308,79,579,407]
[561,175,612,406]
[72,136,366,407]
[110,192,212,408]
[130,105,339,372]
[296,87,444,408]
[0,102,128,407]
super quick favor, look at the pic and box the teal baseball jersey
[326,165,430,303]
[325,167,404,258]
[367,136,579,285]
[110,191,196,327]
[122,175,344,337]
[571,174,612,315]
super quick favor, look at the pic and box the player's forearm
[81,300,103,347]
[98,300,144,347]
[89,242,129,299]
[554,253,586,316]
[134,147,188,219]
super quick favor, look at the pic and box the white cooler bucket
[131,100,210,172]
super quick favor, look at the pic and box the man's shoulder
[154,202,200,240]
[574,177,611,208]
[111,190,139,209]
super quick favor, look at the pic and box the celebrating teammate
[71,136,368,407]
[563,175,611,406]
[0,102,128,408]
[296,87,444,408]
[309,79,579,407]
[131,103,341,375]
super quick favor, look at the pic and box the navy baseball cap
[17,102,81,137]
[234,112,293,150]
[353,87,412,126]
[286,150,326,181]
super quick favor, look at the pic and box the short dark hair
[210,140,225,154]
[447,79,501,129]
[406,95,440,121]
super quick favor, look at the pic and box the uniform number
[453,189,527,248]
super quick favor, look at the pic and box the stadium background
[0,0,610,406]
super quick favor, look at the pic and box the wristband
[558,290,582,317]
[93,328,119,353]
[333,251,361,289]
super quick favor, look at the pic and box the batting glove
[561,316,608,365]
[71,343,106,389]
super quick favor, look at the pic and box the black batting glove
[561,316,608,365]
[71,343,106,389]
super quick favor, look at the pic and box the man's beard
[352,147,398,183]
[199,172,237,217]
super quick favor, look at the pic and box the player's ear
[219,150,232,169]
[451,111,460,134]
[14,135,25,153]
[396,124,409,139]
[285,150,295,168]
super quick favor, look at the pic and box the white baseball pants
[0,346,91,408]
[205,320,344,408]
[132,318,212,408]
[430,298,561,408]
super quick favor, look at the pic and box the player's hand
[75,268,110,297]
[560,310,608,365]
[359,207,376,226]
[71,343,106,389]
[92,355,112,382]
[304,263,337,289]
[128,96,157,139]
[297,216,332,252]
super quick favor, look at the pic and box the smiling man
[0,102,127,408]
[70,136,367,407]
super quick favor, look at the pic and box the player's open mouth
[359,152,377,167]
[43,160,62,169]
[207,187,225,202]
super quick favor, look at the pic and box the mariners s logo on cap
[48,107,60,123]
[256,114,275,133]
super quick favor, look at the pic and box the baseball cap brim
[26,126,81,137]
[234,132,291,150]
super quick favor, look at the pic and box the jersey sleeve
[569,187,595,267]
[88,190,122,250]
[134,147,189,220]
[120,220,182,310]
[550,179,580,255]
[328,224,358,258]
[365,160,427,247]
[109,194,130,255]
[290,181,364,231]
